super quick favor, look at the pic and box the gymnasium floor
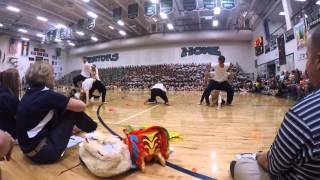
[1,91,294,180]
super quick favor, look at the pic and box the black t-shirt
[16,86,69,153]
[0,85,19,138]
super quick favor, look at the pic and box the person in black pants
[89,80,107,103]
[146,82,169,105]
[200,56,234,106]
[17,62,97,164]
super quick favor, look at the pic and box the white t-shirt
[81,62,91,78]
[82,78,95,91]
[151,83,167,92]
[211,63,230,82]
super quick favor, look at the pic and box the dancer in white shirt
[73,57,92,87]
[200,56,234,106]
[146,82,169,105]
[80,64,106,103]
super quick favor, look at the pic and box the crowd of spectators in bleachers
[239,69,313,100]
[58,64,312,100]
[58,63,249,91]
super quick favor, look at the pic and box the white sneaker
[235,153,256,160]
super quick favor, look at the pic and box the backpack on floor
[79,132,132,177]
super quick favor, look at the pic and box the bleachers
[57,63,248,91]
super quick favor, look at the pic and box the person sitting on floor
[0,68,20,140]
[16,62,97,164]
[230,24,320,180]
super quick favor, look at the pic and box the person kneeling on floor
[16,62,97,164]
[146,81,169,105]
[230,24,320,180]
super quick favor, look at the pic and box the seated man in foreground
[231,25,320,180]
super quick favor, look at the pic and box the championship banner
[254,37,264,56]
[203,0,217,10]
[285,29,294,43]
[21,41,30,56]
[88,17,96,30]
[183,0,197,11]
[221,0,236,10]
[305,7,320,31]
[160,0,173,14]
[113,7,122,22]
[128,3,139,19]
[294,21,306,50]
[277,34,286,65]
[144,2,157,17]
[77,19,85,30]
[9,37,18,55]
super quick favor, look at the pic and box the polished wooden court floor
[1,91,294,180]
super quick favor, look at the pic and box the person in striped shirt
[231,25,320,180]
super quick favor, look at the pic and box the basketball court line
[106,95,179,125]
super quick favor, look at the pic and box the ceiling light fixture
[7,6,20,13]
[160,12,168,19]
[212,20,219,27]
[152,17,158,22]
[0,23,3,27]
[167,23,174,30]
[69,42,75,46]
[54,38,62,42]
[117,20,125,26]
[82,0,90,2]
[279,11,285,16]
[21,37,29,41]
[108,25,115,30]
[119,30,127,36]
[76,31,85,36]
[18,28,28,33]
[37,16,48,22]
[295,0,306,2]
[37,33,45,38]
[243,11,248,17]
[317,0,320,5]
[91,36,98,41]
[150,0,159,3]
[214,7,221,15]
[55,24,67,29]
[87,11,98,19]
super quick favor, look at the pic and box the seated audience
[0,68,20,139]
[16,62,97,164]
[230,24,320,180]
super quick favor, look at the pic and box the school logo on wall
[87,53,119,63]
[181,47,221,58]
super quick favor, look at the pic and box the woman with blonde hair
[0,68,20,139]
[16,62,97,164]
